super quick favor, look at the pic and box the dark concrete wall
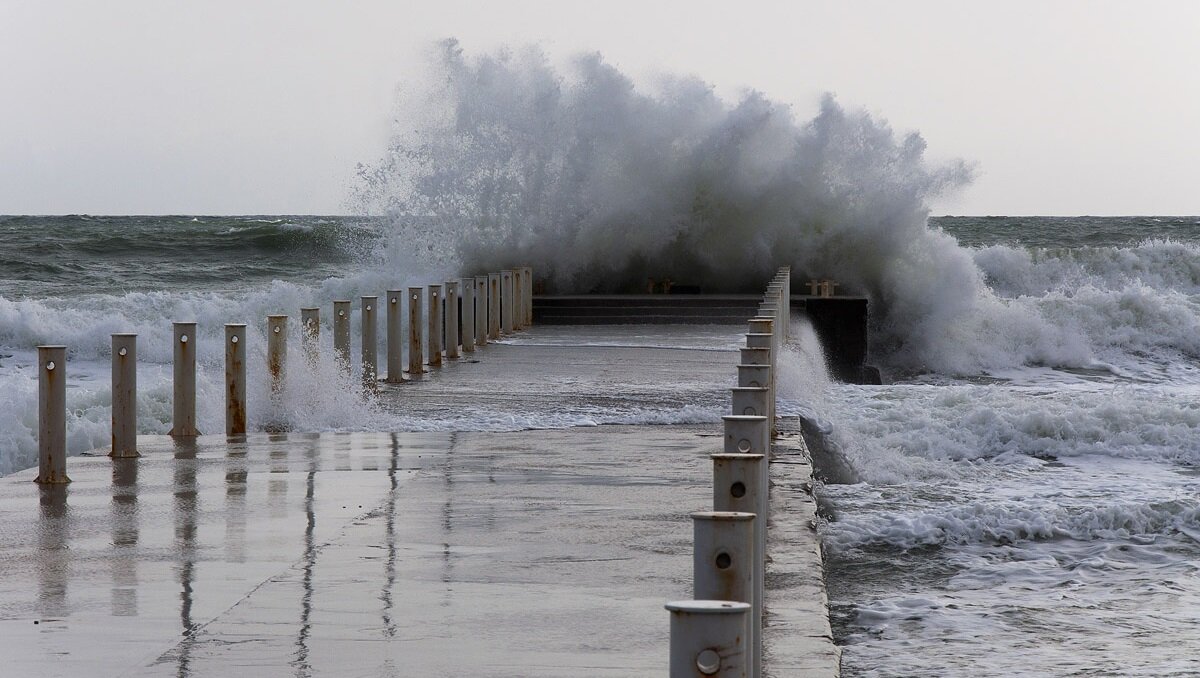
[792,297,878,384]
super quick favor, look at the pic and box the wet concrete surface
[0,326,837,676]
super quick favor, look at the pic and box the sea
[2,214,1200,675]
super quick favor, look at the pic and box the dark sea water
[2,214,1200,675]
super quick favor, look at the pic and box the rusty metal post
[712,453,766,678]
[267,316,287,395]
[225,324,247,436]
[460,278,476,353]
[333,300,351,374]
[361,296,377,389]
[666,600,751,678]
[300,308,319,361]
[501,270,514,334]
[475,276,488,347]
[445,281,460,359]
[407,287,423,376]
[36,345,69,484]
[428,284,443,367]
[171,322,199,437]
[488,272,501,340]
[693,512,757,678]
[385,290,404,383]
[110,333,138,458]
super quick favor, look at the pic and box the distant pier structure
[532,281,881,384]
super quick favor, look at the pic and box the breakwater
[4,266,837,677]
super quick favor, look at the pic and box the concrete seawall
[0,326,838,676]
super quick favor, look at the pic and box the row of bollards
[33,267,535,485]
[667,266,789,678]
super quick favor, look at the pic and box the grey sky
[2,0,1197,216]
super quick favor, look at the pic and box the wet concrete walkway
[0,327,837,677]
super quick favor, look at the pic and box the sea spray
[355,40,990,371]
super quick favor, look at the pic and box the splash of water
[355,40,980,370]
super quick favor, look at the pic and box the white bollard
[723,415,769,457]
[300,308,319,362]
[475,276,489,346]
[361,296,378,389]
[501,270,514,334]
[712,453,766,678]
[693,511,758,678]
[666,600,751,678]
[36,345,69,484]
[446,281,460,359]
[333,300,352,374]
[428,284,443,367]
[267,316,287,395]
[110,333,138,458]
[524,266,534,326]
[171,322,199,437]
[739,347,770,366]
[488,273,501,340]
[737,364,771,390]
[730,387,770,418]
[461,278,476,353]
[745,333,771,352]
[408,287,423,376]
[512,269,524,331]
[386,290,404,383]
[746,318,777,436]
[225,324,247,436]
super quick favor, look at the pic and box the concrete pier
[0,324,836,677]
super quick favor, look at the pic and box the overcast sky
[2,0,1197,216]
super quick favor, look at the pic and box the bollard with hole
[361,296,377,389]
[407,287,423,376]
[737,364,771,391]
[666,600,751,678]
[501,270,514,334]
[488,273,501,340]
[446,281,460,359]
[712,453,766,678]
[267,316,287,395]
[693,511,758,678]
[475,276,489,346]
[300,308,319,361]
[110,333,138,458]
[428,285,443,367]
[36,345,69,484]
[746,318,777,436]
[171,322,199,437]
[722,413,770,673]
[225,324,247,436]
[333,300,352,374]
[738,346,774,429]
[385,290,404,383]
[461,278,476,353]
[730,386,770,418]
